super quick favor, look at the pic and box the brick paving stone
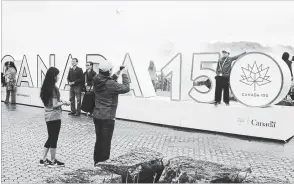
[1,103,294,183]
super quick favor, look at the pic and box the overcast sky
[3,1,294,46]
[2,0,294,65]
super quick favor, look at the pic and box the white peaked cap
[99,60,114,72]
[221,48,231,53]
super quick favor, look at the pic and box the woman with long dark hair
[39,67,70,167]
[4,61,17,104]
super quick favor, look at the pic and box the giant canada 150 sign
[1,51,292,108]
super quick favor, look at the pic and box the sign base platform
[2,87,294,142]
[116,96,294,142]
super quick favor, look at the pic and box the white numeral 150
[161,53,220,103]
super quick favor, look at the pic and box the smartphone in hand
[120,66,125,71]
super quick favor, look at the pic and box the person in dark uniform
[67,58,83,116]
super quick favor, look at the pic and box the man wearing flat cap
[92,60,130,166]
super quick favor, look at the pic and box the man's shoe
[225,103,230,106]
[94,162,98,167]
[68,112,76,115]
[214,102,220,107]
[94,162,102,169]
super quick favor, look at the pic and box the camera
[120,66,125,70]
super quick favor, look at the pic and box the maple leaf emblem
[240,61,271,91]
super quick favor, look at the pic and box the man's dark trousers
[214,76,230,104]
[70,86,82,114]
[93,118,115,164]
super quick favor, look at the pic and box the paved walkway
[1,103,294,183]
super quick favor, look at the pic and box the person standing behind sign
[214,49,246,107]
[282,52,293,81]
[67,58,83,116]
[291,56,294,100]
[148,60,158,91]
[282,52,294,100]
[81,61,97,116]
[92,60,130,166]
[40,67,70,167]
[83,61,97,92]
[4,61,17,105]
